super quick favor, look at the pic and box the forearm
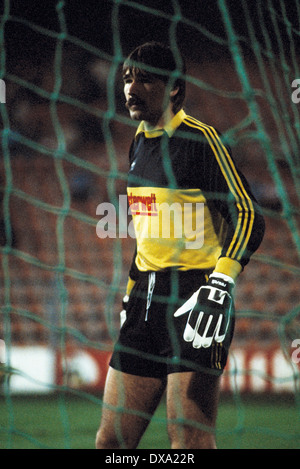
[125,245,139,297]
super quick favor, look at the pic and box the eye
[123,76,133,85]
[139,75,154,84]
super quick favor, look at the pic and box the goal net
[0,0,299,448]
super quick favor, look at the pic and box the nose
[127,79,139,96]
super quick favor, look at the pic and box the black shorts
[109,269,235,378]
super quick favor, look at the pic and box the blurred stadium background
[0,0,300,449]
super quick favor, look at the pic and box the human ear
[170,86,179,98]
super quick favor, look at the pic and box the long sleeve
[203,128,265,276]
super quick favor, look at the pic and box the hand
[122,294,130,311]
[120,277,136,328]
[120,294,130,328]
[174,273,234,349]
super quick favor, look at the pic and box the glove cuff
[210,272,235,285]
[209,273,235,295]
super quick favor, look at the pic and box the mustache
[125,97,145,109]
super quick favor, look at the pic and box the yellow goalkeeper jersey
[127,110,265,279]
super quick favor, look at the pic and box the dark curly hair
[123,41,186,114]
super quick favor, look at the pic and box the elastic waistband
[136,268,211,282]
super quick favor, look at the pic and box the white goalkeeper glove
[174,272,234,349]
[120,294,130,328]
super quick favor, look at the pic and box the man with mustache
[96,42,265,449]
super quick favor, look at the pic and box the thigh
[166,370,221,449]
[96,366,166,449]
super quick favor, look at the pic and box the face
[123,69,171,127]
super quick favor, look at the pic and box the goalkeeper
[96,42,265,449]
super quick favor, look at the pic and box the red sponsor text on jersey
[128,192,158,216]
